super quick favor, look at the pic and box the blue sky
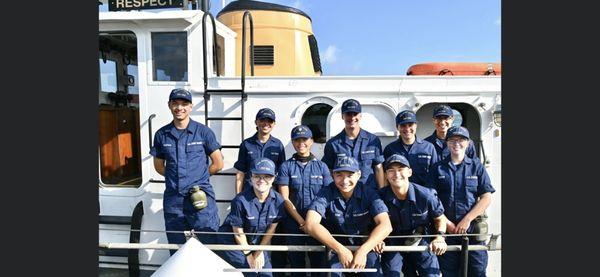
[213,0,501,76]
[100,0,500,76]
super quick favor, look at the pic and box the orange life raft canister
[406,62,501,76]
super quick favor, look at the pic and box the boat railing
[99,228,500,276]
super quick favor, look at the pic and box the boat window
[127,64,139,94]
[152,32,188,82]
[98,30,142,187]
[301,103,333,143]
[216,34,225,75]
[99,59,117,92]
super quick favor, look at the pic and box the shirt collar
[168,119,196,137]
[252,132,276,145]
[384,184,416,203]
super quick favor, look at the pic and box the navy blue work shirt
[322,129,384,189]
[276,156,333,216]
[427,157,495,223]
[308,183,389,246]
[383,137,439,186]
[222,188,287,245]
[379,183,444,244]
[234,133,286,187]
[150,119,221,213]
[424,131,477,162]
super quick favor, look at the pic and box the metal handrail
[202,12,220,92]
[241,10,254,91]
[98,242,499,252]
[148,114,156,147]
[99,227,499,239]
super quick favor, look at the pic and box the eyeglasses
[251,175,275,181]
[434,116,452,121]
[447,138,468,145]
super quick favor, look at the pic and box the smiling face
[333,170,361,196]
[433,115,454,135]
[398,122,417,142]
[292,137,313,156]
[447,136,469,156]
[168,99,192,121]
[255,118,275,135]
[342,112,361,129]
[386,164,412,188]
[251,173,274,194]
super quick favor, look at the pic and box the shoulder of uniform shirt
[269,135,283,144]
[156,122,174,133]
[412,183,437,197]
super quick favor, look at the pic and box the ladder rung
[205,89,244,93]
[221,145,241,149]
[207,117,243,121]
[213,172,237,176]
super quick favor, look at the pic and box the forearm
[153,158,166,176]
[235,171,245,194]
[208,151,224,175]
[463,193,491,221]
[434,215,447,234]
[255,224,278,255]
[356,221,392,254]
[306,222,345,253]
[375,165,385,189]
[284,200,305,225]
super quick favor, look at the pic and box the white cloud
[321,45,339,64]
[494,17,501,26]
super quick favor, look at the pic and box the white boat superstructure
[98,1,501,275]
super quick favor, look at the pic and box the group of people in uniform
[150,88,495,277]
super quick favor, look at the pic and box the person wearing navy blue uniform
[276,125,333,276]
[427,126,495,277]
[424,104,477,161]
[150,88,224,254]
[383,110,439,187]
[379,154,448,277]
[234,108,286,194]
[322,99,385,189]
[305,156,392,277]
[217,158,287,277]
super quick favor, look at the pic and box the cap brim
[397,120,417,125]
[385,161,410,169]
[292,135,312,139]
[447,134,470,140]
[333,167,359,173]
[170,97,192,102]
[257,116,276,121]
[250,169,275,176]
[434,112,453,117]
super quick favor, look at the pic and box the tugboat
[98,1,501,275]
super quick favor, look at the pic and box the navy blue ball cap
[396,110,417,125]
[341,99,362,114]
[250,158,277,176]
[433,105,453,117]
[446,126,470,140]
[169,88,192,102]
[333,156,360,173]
[384,154,411,170]
[256,108,276,121]
[291,125,313,140]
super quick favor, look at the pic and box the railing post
[325,246,331,277]
[461,236,469,277]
